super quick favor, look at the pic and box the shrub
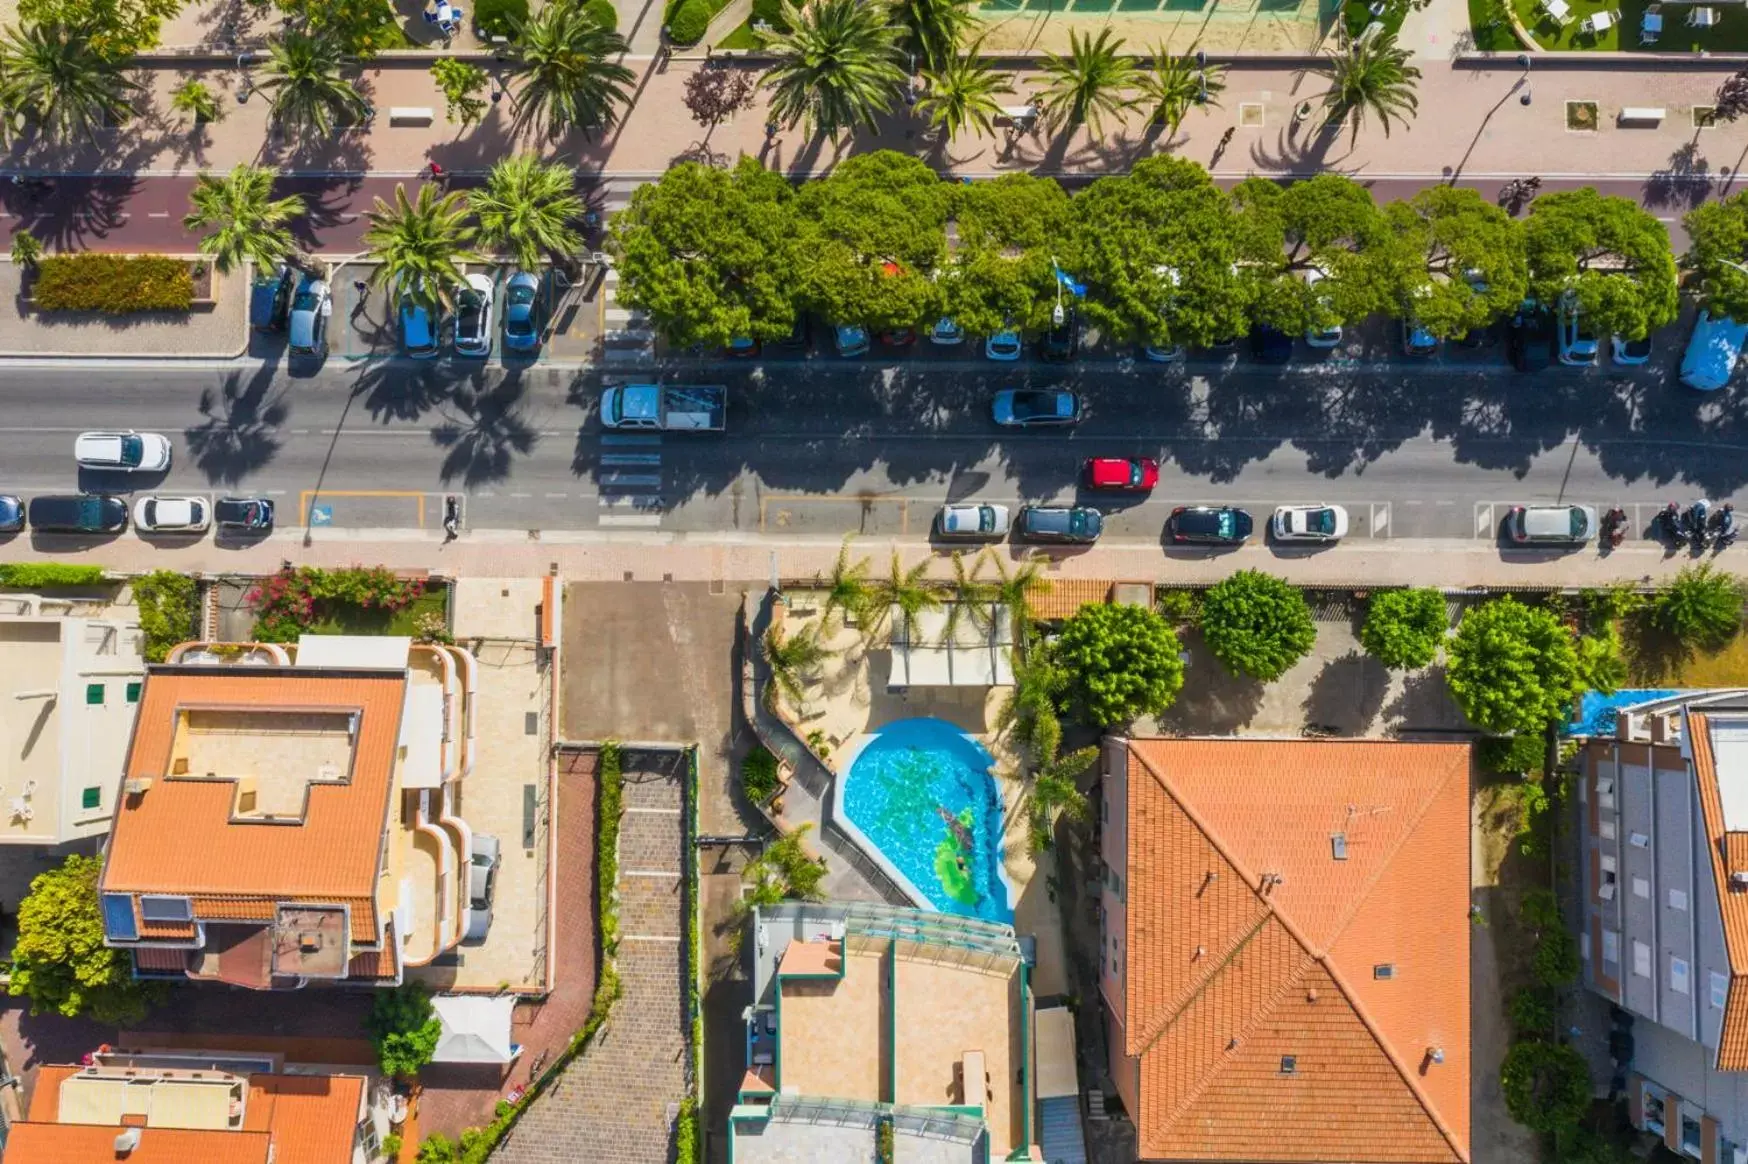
[1649,563,1745,653]
[1500,1040,1591,1133]
[132,571,198,664]
[367,982,443,1078]
[1521,888,1561,932]
[1053,602,1185,726]
[10,230,42,269]
[1533,925,1581,988]
[473,0,529,38]
[381,1132,403,1160]
[1199,570,1317,682]
[1508,986,1555,1038]
[1154,587,1200,626]
[742,746,779,804]
[247,566,428,642]
[9,854,158,1024]
[583,0,618,30]
[668,0,712,44]
[1445,597,1582,735]
[676,1096,699,1164]
[0,563,107,589]
[1477,734,1546,778]
[33,254,194,314]
[1358,587,1447,670]
[751,0,788,31]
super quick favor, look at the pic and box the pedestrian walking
[422,161,446,182]
[350,278,370,318]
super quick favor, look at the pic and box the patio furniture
[1544,0,1572,20]
[1690,6,1718,26]
[1642,6,1664,40]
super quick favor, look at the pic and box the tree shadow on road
[351,357,453,423]
[184,367,290,485]
[430,370,539,486]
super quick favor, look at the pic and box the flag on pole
[1052,262,1086,298]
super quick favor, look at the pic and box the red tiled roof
[132,947,191,974]
[1030,579,1111,622]
[5,1123,272,1164]
[1123,738,1472,1164]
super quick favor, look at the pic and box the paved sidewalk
[0,527,1734,588]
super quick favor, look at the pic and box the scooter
[1687,499,1713,549]
[1658,502,1683,546]
[1717,503,1738,549]
[442,495,460,542]
[1603,506,1627,548]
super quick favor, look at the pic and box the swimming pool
[837,717,1013,924]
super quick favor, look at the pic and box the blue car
[0,494,22,532]
[502,271,542,355]
[399,286,439,360]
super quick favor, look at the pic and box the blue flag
[1053,263,1086,299]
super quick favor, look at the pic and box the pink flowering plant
[247,566,430,642]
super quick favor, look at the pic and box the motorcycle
[1658,502,1683,546]
[1602,506,1627,548]
[1717,503,1738,549]
[442,495,460,542]
[1686,499,1713,549]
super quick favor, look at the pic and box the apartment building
[97,635,480,989]
[1577,691,1748,1162]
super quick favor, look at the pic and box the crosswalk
[597,431,665,527]
[595,178,656,367]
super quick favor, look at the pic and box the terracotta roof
[1123,738,1472,1164]
[133,947,192,974]
[4,1123,272,1164]
[244,1073,365,1164]
[102,669,406,941]
[1687,714,1748,1067]
[346,923,400,981]
[138,919,197,941]
[1030,579,1110,622]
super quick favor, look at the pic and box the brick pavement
[495,751,687,1164]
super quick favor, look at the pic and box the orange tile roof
[5,1123,272,1164]
[138,919,197,941]
[102,669,407,942]
[133,947,191,974]
[1030,579,1111,622]
[1123,738,1472,1164]
[1687,714,1748,1067]
[244,1073,365,1164]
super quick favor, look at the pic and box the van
[1680,310,1748,391]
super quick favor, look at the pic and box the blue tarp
[1567,689,1682,737]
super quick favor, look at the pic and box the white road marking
[598,513,664,527]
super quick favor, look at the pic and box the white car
[75,430,172,473]
[453,273,495,357]
[1271,504,1349,542]
[936,503,1011,540]
[985,325,1022,361]
[133,495,209,533]
[1558,295,1600,366]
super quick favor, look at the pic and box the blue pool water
[840,717,1012,924]
[1568,689,1682,736]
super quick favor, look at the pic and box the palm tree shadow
[291,176,368,251]
[1246,112,1353,176]
[1643,141,1715,212]
[184,367,291,484]
[429,369,539,486]
[352,357,453,423]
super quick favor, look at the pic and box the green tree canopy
[1037,27,1134,141]
[8,854,156,1024]
[363,182,481,314]
[506,0,635,139]
[366,981,442,1078]
[1445,597,1582,735]
[270,0,399,56]
[796,151,951,329]
[609,158,802,348]
[915,42,1011,144]
[1358,587,1447,670]
[1648,563,1746,653]
[1199,570,1318,681]
[1051,602,1186,726]
[18,0,183,56]
[254,29,368,139]
[1318,30,1420,141]
[1068,156,1249,348]
[1524,187,1679,341]
[1378,186,1528,339]
[1684,191,1748,324]
[1232,173,1387,333]
[942,173,1068,335]
[471,154,586,272]
[1500,1041,1591,1133]
[183,164,307,275]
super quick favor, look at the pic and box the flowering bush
[248,566,428,642]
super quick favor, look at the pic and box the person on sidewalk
[351,279,370,319]
[422,161,446,183]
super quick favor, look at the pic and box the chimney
[115,1128,142,1154]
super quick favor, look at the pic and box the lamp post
[1195,49,1208,105]
[1518,52,1532,106]
[1050,253,1065,327]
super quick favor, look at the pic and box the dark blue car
[0,494,22,532]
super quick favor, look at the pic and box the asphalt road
[3,349,1748,546]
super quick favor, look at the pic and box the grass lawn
[716,17,760,48]
[1633,624,1748,686]
[1469,0,1522,48]
[1503,0,1748,51]
[303,586,448,637]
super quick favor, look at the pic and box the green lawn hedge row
[33,254,194,314]
[0,564,108,588]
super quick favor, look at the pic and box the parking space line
[1370,502,1390,538]
[1474,502,1495,537]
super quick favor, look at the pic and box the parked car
[1251,324,1294,364]
[75,430,172,473]
[1557,295,1600,366]
[463,833,501,944]
[288,274,330,357]
[1303,267,1342,348]
[1083,457,1158,491]
[28,494,127,534]
[249,263,294,333]
[985,323,1023,362]
[1509,301,1557,372]
[1680,310,1747,391]
[1038,309,1080,362]
[1611,334,1652,366]
[502,270,543,354]
[724,335,760,358]
[1507,504,1598,546]
[133,495,209,534]
[832,323,869,358]
[930,318,965,345]
[1018,505,1102,544]
[993,388,1080,427]
[1402,317,1439,358]
[879,327,917,348]
[773,314,811,352]
[1271,504,1349,543]
[214,496,275,532]
[399,288,439,360]
[0,494,24,533]
[936,503,1011,540]
[1142,337,1184,363]
[453,273,494,357]
[1168,505,1253,545]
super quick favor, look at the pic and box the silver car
[936,503,1010,540]
[1508,504,1597,545]
[75,431,172,473]
[463,833,501,944]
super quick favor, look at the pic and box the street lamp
[1195,49,1208,105]
[1050,253,1065,327]
[235,52,254,103]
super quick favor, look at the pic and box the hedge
[0,563,108,588]
[750,0,788,31]
[668,0,712,44]
[473,0,528,38]
[33,254,194,314]
[132,571,198,663]
[582,0,617,30]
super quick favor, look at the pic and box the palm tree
[1135,44,1225,135]
[471,154,586,271]
[1028,745,1097,853]
[506,2,635,139]
[0,21,141,141]
[916,43,1011,143]
[760,0,906,143]
[183,165,306,276]
[873,551,941,643]
[362,183,481,314]
[1038,28,1134,142]
[995,649,1063,762]
[1318,31,1420,140]
[893,0,978,71]
[988,554,1051,629]
[762,623,829,709]
[255,30,368,138]
[819,536,874,629]
[940,551,997,644]
[732,823,826,921]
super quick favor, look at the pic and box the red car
[1083,457,1159,491]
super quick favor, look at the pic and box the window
[1602,854,1618,872]
[125,681,141,703]
[1603,929,1621,964]
[138,895,192,923]
[1601,819,1617,840]
[1634,940,1652,978]
[1633,877,1651,899]
[1631,832,1650,848]
[1712,971,1729,1010]
[1279,1056,1296,1075]
[80,786,100,810]
[1598,777,1616,810]
[1670,888,1689,912]
[1672,957,1691,995]
[85,683,104,705]
[1373,964,1395,980]
[1683,1115,1703,1158]
[100,893,137,941]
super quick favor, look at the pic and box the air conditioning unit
[123,777,152,795]
[114,1128,141,1153]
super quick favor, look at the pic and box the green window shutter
[85,683,104,705]
[126,682,142,703]
[81,787,101,810]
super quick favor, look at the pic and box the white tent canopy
[431,994,521,1064]
[887,603,1014,688]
